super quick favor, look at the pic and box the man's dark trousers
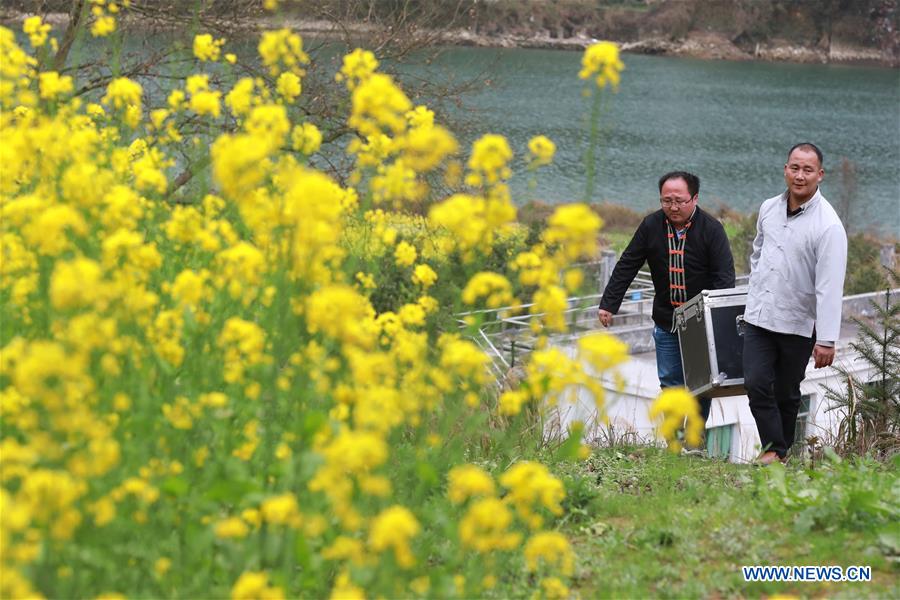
[743,322,816,458]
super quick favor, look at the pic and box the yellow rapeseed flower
[411,264,437,288]
[190,90,222,118]
[447,464,495,504]
[162,396,197,430]
[102,77,142,128]
[577,332,629,372]
[329,571,365,600]
[369,505,420,569]
[406,105,434,128]
[438,336,489,385]
[23,16,51,47]
[322,536,367,564]
[371,160,422,205]
[649,387,703,452]
[530,285,568,332]
[91,15,116,37]
[193,33,225,62]
[154,557,172,578]
[523,531,575,576]
[0,28,38,109]
[398,303,426,327]
[400,124,458,172]
[244,103,290,142]
[291,122,321,154]
[215,517,250,539]
[500,461,565,529]
[258,28,308,77]
[349,73,411,138]
[305,285,376,348]
[336,48,379,89]
[261,493,302,527]
[540,577,570,599]
[579,41,624,90]
[231,571,284,600]
[50,257,102,310]
[394,241,417,267]
[276,71,302,102]
[527,135,556,168]
[211,133,272,198]
[225,77,254,116]
[498,389,529,416]
[543,203,603,261]
[462,272,515,308]
[218,318,268,383]
[458,497,521,553]
[466,134,512,187]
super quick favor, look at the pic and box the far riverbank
[282,18,897,68]
[1,8,896,68]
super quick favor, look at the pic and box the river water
[403,46,900,235]
[40,27,900,234]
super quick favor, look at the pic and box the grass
[599,229,633,255]
[548,447,899,598]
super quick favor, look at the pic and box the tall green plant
[823,267,900,458]
[578,41,624,202]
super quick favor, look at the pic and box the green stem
[111,25,124,78]
[584,89,602,203]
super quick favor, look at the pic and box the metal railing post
[598,249,617,295]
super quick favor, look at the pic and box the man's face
[783,149,824,202]
[660,177,697,227]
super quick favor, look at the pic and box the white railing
[458,268,750,380]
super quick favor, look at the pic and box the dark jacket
[599,207,735,331]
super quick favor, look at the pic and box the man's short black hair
[658,171,700,198]
[787,142,824,167]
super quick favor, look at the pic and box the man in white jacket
[743,142,848,465]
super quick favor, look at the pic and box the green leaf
[161,476,189,497]
[203,479,261,503]
[823,446,843,463]
[555,421,585,461]
[303,410,327,438]
[416,461,439,488]
[294,534,311,570]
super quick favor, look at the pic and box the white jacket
[744,188,848,343]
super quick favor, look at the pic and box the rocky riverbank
[407,28,891,66]
[266,13,897,67]
[2,10,896,68]
[255,15,899,67]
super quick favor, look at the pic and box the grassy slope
[549,448,899,599]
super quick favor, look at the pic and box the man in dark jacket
[597,171,735,421]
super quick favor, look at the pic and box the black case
[674,288,747,398]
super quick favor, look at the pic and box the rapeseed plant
[0,22,693,599]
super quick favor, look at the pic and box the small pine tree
[823,267,900,458]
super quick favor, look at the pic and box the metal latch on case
[683,304,700,323]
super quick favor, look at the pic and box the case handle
[683,304,700,322]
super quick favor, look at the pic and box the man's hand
[813,344,836,369]
[598,308,613,328]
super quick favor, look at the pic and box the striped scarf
[667,218,692,331]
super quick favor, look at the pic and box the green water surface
[406,46,900,235]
